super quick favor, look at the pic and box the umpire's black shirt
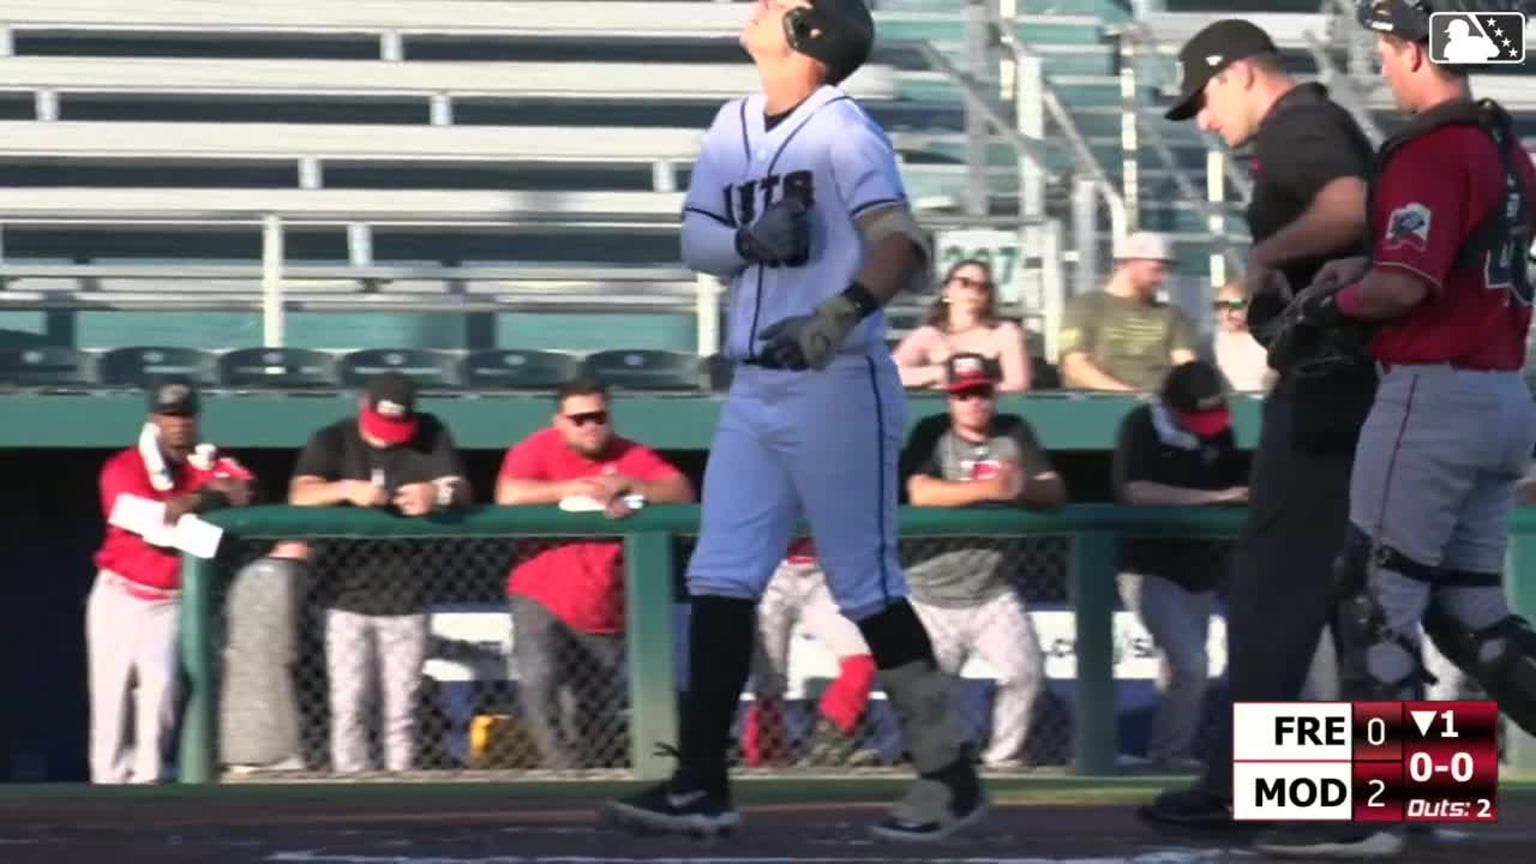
[1244,82,1377,456]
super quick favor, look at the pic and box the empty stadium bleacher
[0,0,1529,385]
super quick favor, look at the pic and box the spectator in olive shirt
[1058,232,1198,391]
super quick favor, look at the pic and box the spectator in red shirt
[496,379,694,769]
[89,378,254,783]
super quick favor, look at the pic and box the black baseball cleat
[602,780,741,838]
[1137,784,1235,827]
[1251,822,1405,859]
[868,753,988,843]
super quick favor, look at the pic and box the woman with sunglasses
[1209,279,1274,393]
[891,259,1031,392]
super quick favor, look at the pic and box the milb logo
[1428,11,1526,64]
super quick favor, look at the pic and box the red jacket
[93,447,251,592]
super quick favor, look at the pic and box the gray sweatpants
[324,608,429,773]
[911,591,1044,766]
[220,557,308,768]
[1117,572,1214,764]
[509,596,626,769]
[1348,364,1536,696]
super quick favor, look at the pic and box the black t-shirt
[1244,82,1378,456]
[292,415,466,615]
[1113,404,1246,593]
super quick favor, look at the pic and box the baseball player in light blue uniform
[603,0,986,844]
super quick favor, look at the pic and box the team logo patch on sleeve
[1385,202,1432,252]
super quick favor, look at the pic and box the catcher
[1254,0,1536,858]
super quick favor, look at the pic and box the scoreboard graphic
[1232,701,1499,823]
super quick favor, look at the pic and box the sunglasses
[1214,299,1247,311]
[565,410,610,427]
[949,276,994,291]
[951,388,995,401]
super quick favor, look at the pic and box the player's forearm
[495,478,567,506]
[681,211,748,279]
[907,477,998,508]
[853,233,919,308]
[288,478,348,506]
[1061,354,1135,391]
[1121,481,1230,507]
[1250,179,1368,269]
[1337,268,1429,321]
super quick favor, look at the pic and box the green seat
[0,346,93,388]
[462,349,580,391]
[97,346,217,388]
[583,349,703,392]
[219,347,339,390]
[337,348,459,390]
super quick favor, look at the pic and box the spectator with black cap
[1143,18,1377,827]
[1113,361,1247,773]
[289,371,471,774]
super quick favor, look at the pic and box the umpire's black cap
[1165,19,1279,121]
[147,377,200,417]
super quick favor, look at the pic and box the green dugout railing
[175,503,1536,784]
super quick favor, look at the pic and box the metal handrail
[983,4,1129,243]
[1301,29,1387,147]
[1123,19,1254,202]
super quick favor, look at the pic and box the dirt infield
[0,780,1530,863]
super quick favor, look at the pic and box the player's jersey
[1364,100,1536,370]
[683,85,910,362]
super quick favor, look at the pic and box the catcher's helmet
[784,0,875,85]
[1357,0,1514,43]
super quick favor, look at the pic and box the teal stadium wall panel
[75,311,475,351]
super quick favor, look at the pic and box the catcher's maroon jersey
[1365,120,1536,370]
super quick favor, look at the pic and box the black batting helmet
[784,0,875,85]
[1357,0,1517,43]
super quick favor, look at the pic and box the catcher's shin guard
[1332,527,1432,701]
[1423,606,1536,737]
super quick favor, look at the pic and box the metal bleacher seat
[583,349,703,392]
[461,349,580,391]
[218,347,340,391]
[0,346,94,388]
[337,348,460,390]
[96,346,218,388]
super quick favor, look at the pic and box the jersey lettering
[1486,176,1534,305]
[721,170,817,268]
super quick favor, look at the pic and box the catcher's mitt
[1257,281,1372,378]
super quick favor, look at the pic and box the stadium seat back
[462,349,581,391]
[219,347,340,390]
[97,346,218,388]
[583,349,703,391]
[337,348,459,390]
[0,346,93,388]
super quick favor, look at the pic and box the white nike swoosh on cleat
[666,790,708,809]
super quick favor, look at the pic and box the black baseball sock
[855,598,937,670]
[677,594,757,794]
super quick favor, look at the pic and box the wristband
[839,281,881,320]
[1335,282,1365,318]
[434,478,457,508]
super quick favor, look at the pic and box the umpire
[1139,20,1378,825]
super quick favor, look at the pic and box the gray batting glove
[755,294,860,371]
[735,197,810,265]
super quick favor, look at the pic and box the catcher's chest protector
[1365,99,1533,287]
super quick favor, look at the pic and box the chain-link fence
[202,521,1265,781]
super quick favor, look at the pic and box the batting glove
[756,284,878,371]
[735,196,810,265]
[1294,280,1347,328]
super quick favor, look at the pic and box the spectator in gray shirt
[898,353,1066,768]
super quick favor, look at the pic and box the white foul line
[265,854,1227,864]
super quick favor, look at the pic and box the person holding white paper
[89,378,254,783]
